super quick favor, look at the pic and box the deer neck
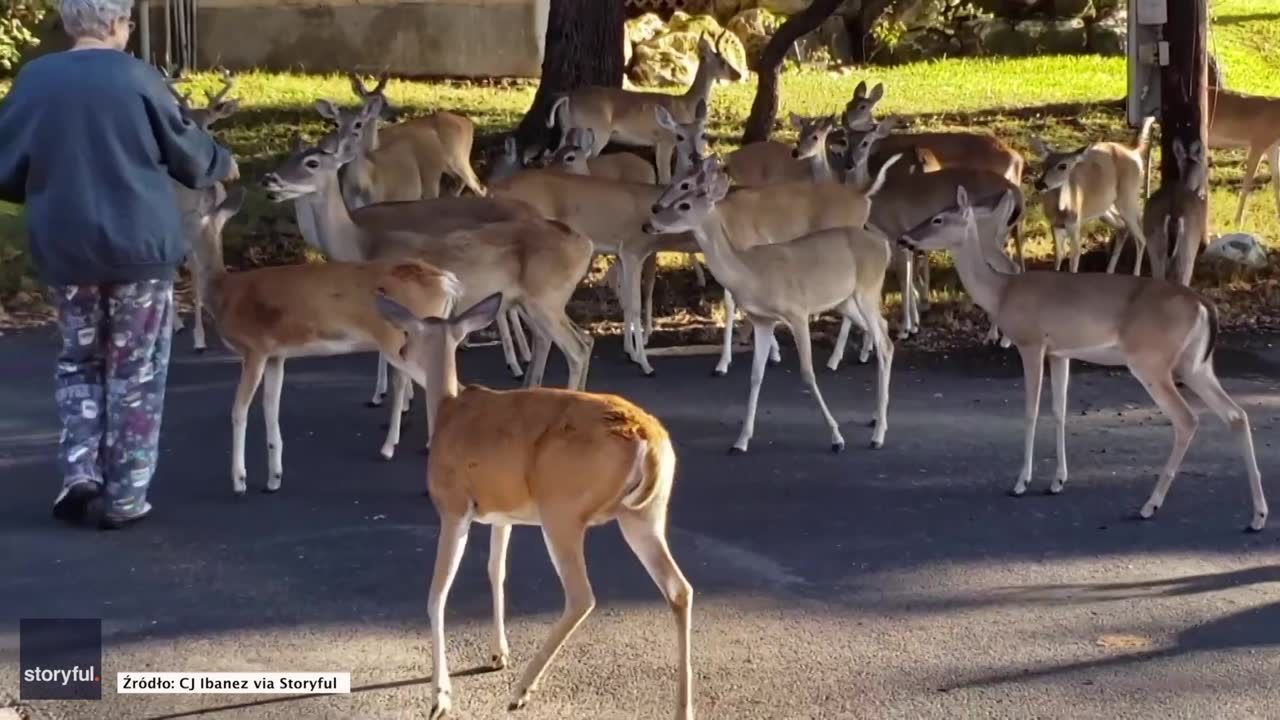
[297,172,375,262]
[690,207,752,284]
[363,117,382,152]
[425,339,462,445]
[805,151,833,183]
[682,60,717,109]
[951,222,1011,316]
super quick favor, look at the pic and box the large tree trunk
[741,0,844,144]
[516,0,625,150]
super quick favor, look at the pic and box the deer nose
[641,221,656,234]
[260,174,278,187]
[650,204,661,214]
[790,149,800,159]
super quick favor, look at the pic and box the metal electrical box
[1127,0,1168,126]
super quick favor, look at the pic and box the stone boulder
[629,41,699,87]
[888,29,963,63]
[963,16,1087,56]
[1086,13,1125,56]
[758,0,811,14]
[727,7,783,63]
[627,12,667,46]
[628,14,750,88]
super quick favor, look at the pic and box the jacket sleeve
[140,67,233,190]
[0,78,30,204]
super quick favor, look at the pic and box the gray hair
[60,0,135,40]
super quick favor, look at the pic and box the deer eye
[1057,163,1067,170]
[931,216,944,225]
[678,202,691,211]
[677,134,686,142]
[305,159,320,169]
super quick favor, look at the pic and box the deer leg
[894,248,913,339]
[850,293,893,448]
[1148,214,1171,281]
[1233,147,1265,227]
[379,367,408,460]
[642,253,657,340]
[1012,344,1046,496]
[826,316,853,371]
[262,357,285,492]
[427,511,472,720]
[488,524,512,669]
[690,253,707,288]
[369,355,388,407]
[1129,364,1197,523]
[917,252,931,312]
[509,519,594,712]
[1105,226,1127,274]
[1117,201,1147,277]
[714,290,735,377]
[524,303,593,391]
[496,307,525,378]
[191,261,207,352]
[230,354,266,495]
[1181,362,1267,531]
[620,251,654,375]
[617,511,694,720]
[526,330,552,388]
[1013,222,1027,272]
[1051,226,1065,271]
[1068,221,1083,274]
[789,316,846,452]
[1047,355,1070,494]
[655,141,675,184]
[511,307,533,363]
[732,318,778,454]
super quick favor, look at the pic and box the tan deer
[548,31,741,182]
[166,70,240,352]
[724,114,842,185]
[374,291,694,720]
[1144,138,1209,286]
[186,185,459,493]
[316,78,485,207]
[841,81,1024,184]
[1207,84,1280,226]
[262,133,596,397]
[1029,117,1153,275]
[898,186,1267,532]
[645,157,895,452]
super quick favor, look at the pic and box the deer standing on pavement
[375,291,694,720]
[1144,138,1209,285]
[185,185,460,493]
[548,31,741,182]
[645,157,895,452]
[898,186,1267,532]
[1206,80,1280,227]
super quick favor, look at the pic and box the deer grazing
[185,185,460,493]
[548,31,741,182]
[316,75,486,208]
[374,291,694,720]
[1030,117,1153,275]
[1144,138,1208,285]
[166,69,240,353]
[1206,83,1280,226]
[645,157,894,452]
[898,186,1267,532]
[263,132,596,395]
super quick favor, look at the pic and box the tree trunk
[741,0,845,144]
[1158,0,1208,285]
[516,0,625,150]
[846,0,894,64]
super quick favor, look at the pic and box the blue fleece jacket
[0,49,232,285]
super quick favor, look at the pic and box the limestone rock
[727,7,783,63]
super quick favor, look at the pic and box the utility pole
[1158,0,1208,284]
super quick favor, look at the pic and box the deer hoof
[490,652,509,670]
[831,441,845,453]
[868,440,883,450]
[1246,512,1267,533]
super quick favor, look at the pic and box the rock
[727,7,783,62]
[629,39,700,87]
[626,12,667,47]
[1024,18,1088,54]
[712,0,748,22]
[966,17,1087,56]
[1049,0,1095,19]
[667,10,725,38]
[887,28,962,63]
[1086,13,1125,56]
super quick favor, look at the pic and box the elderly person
[0,0,237,529]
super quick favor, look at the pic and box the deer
[1144,138,1209,286]
[372,291,693,720]
[165,69,240,353]
[185,185,460,494]
[645,156,895,453]
[1030,117,1154,275]
[1206,84,1280,227]
[898,185,1267,532]
[547,30,741,182]
[316,77,486,208]
[840,81,1024,185]
[723,114,842,185]
[262,133,596,400]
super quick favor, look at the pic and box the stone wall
[141,0,550,77]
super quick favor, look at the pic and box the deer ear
[955,185,970,209]
[450,292,502,339]
[503,136,517,156]
[1028,137,1049,159]
[375,291,426,334]
[580,127,596,150]
[868,83,885,103]
[695,97,708,121]
[789,112,803,129]
[654,105,677,131]
[315,99,340,120]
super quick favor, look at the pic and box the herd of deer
[161,35,1275,718]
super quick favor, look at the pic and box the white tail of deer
[375,291,694,720]
[898,185,1267,532]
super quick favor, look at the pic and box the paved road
[2,325,1280,720]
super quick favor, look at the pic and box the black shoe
[85,496,151,531]
[52,482,102,526]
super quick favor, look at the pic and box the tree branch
[741,0,844,144]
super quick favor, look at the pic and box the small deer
[1030,117,1153,275]
[374,291,694,720]
[1144,137,1209,285]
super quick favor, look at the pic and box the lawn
[1,0,1279,330]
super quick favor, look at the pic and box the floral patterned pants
[52,281,174,520]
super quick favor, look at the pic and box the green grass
[2,1,1280,310]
